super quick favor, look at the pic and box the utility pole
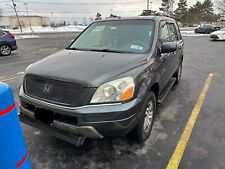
[150,1,153,11]
[24,3,33,33]
[147,0,149,11]
[51,12,55,27]
[11,0,23,33]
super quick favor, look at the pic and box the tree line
[174,0,219,26]
[141,0,225,26]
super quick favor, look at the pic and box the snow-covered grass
[5,26,206,37]
[180,27,197,30]
[15,35,40,40]
[181,30,209,37]
[7,25,87,35]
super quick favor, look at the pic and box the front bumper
[210,34,219,40]
[19,86,142,140]
[11,45,17,51]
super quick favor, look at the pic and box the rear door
[167,22,183,74]
[158,22,173,90]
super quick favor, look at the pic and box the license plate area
[34,108,55,125]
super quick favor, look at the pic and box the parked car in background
[210,27,225,41]
[195,24,221,34]
[0,30,17,56]
[19,16,184,145]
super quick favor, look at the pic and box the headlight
[90,77,135,103]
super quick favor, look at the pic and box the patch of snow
[180,27,197,30]
[8,25,87,34]
[181,31,209,37]
[15,35,40,39]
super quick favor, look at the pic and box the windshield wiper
[88,49,125,53]
[67,48,134,53]
[67,47,79,50]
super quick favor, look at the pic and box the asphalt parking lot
[1,33,225,169]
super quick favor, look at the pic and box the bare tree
[216,0,225,14]
[95,13,102,20]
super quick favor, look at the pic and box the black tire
[0,44,12,56]
[173,61,182,84]
[131,92,156,143]
[205,30,210,34]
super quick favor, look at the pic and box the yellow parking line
[0,76,18,82]
[166,73,214,169]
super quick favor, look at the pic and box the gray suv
[19,16,184,145]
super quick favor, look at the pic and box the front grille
[210,35,219,39]
[24,75,94,107]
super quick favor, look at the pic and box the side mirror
[161,42,177,54]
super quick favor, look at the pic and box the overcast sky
[0,0,215,24]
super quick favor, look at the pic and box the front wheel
[0,45,11,56]
[131,92,156,143]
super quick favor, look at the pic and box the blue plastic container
[0,82,31,169]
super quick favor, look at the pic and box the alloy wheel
[1,45,11,55]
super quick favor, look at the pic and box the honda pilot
[19,16,184,145]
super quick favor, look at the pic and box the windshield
[220,27,225,31]
[69,19,155,54]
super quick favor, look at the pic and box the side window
[0,31,4,37]
[168,23,178,42]
[0,31,7,37]
[160,24,170,43]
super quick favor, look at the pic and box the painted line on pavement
[0,76,18,82]
[166,73,214,169]
[0,59,37,67]
[17,72,25,75]
[0,72,24,82]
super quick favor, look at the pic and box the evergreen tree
[186,0,219,25]
[216,0,225,14]
[201,0,215,22]
[174,0,188,24]
[140,10,159,16]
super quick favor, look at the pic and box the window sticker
[110,26,117,30]
[130,45,143,51]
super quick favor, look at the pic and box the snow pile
[181,31,209,37]
[15,35,40,40]
[180,27,196,31]
[5,26,208,37]
[8,25,87,34]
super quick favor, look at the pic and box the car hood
[211,30,225,35]
[25,49,147,87]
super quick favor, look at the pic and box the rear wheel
[131,92,156,143]
[0,45,11,56]
[205,30,211,34]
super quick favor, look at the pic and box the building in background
[0,15,50,29]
